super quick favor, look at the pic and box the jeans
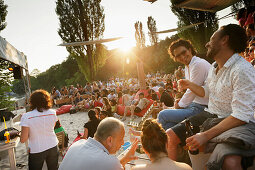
[158,102,206,130]
[29,145,58,170]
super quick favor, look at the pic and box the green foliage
[147,16,158,46]
[30,34,186,87]
[0,0,7,32]
[142,35,181,73]
[170,6,218,55]
[231,0,252,13]
[30,56,85,91]
[0,60,14,109]
[12,79,25,95]
[56,0,106,81]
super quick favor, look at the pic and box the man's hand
[174,99,182,109]
[178,79,191,91]
[186,132,208,150]
[120,138,139,166]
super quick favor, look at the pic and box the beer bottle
[184,119,199,155]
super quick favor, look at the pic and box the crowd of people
[50,67,184,120]
[238,6,255,66]
[19,22,255,170]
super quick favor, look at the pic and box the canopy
[58,37,123,47]
[0,36,28,70]
[171,0,240,12]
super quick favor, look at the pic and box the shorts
[171,110,217,146]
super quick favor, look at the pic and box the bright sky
[1,0,237,73]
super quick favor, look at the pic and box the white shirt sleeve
[178,61,209,108]
[20,113,29,127]
[231,66,255,123]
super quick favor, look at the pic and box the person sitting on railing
[167,24,255,170]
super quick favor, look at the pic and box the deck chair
[56,131,66,157]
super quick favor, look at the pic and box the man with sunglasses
[158,39,211,130]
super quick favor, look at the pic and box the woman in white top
[132,119,191,170]
[20,89,58,170]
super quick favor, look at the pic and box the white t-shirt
[20,109,58,153]
[137,98,150,110]
[108,93,117,100]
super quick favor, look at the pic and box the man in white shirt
[167,24,255,169]
[59,117,138,170]
[108,90,117,101]
[158,39,211,130]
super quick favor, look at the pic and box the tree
[56,0,106,81]
[0,1,13,109]
[30,69,41,78]
[0,0,7,32]
[134,21,146,49]
[12,79,25,95]
[231,0,254,15]
[30,55,84,91]
[147,16,158,46]
[170,6,218,55]
[0,60,14,109]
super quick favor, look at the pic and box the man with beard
[166,24,255,170]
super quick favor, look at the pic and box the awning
[171,0,241,12]
[0,36,28,70]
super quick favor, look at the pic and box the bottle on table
[3,116,10,144]
[4,130,10,144]
[184,119,199,155]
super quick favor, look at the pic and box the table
[0,137,20,170]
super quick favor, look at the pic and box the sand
[0,109,149,170]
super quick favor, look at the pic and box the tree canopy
[56,0,106,82]
[171,5,218,56]
[0,0,7,32]
[0,1,14,110]
[0,60,14,109]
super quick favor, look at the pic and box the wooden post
[136,62,146,90]
[8,148,16,170]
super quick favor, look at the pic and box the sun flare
[117,37,135,53]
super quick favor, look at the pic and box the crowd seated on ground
[52,71,184,118]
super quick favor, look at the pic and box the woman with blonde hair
[20,89,58,170]
[132,118,191,170]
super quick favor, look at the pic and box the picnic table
[0,137,20,170]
